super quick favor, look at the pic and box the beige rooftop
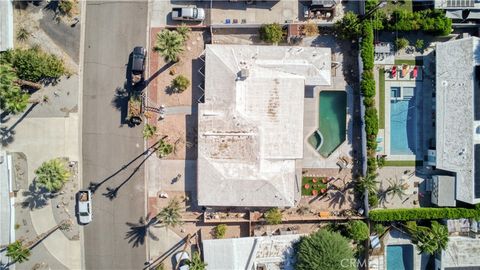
[197,44,331,207]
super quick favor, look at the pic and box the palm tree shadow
[125,215,161,248]
[21,181,52,210]
[327,190,353,209]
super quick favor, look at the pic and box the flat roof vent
[238,68,249,80]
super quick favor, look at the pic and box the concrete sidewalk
[3,114,81,269]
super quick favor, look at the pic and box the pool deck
[302,86,354,169]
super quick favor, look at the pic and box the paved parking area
[151,0,210,27]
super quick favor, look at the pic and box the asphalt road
[82,2,148,269]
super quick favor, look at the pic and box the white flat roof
[0,0,14,52]
[435,37,480,205]
[197,44,331,207]
[203,234,302,270]
[441,236,480,268]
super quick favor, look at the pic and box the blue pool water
[390,87,416,155]
[386,245,414,270]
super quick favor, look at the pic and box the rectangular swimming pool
[390,87,417,155]
[387,245,414,270]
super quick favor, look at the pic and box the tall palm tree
[35,158,71,193]
[186,252,207,270]
[156,198,182,228]
[429,221,449,253]
[154,30,185,63]
[386,177,407,200]
[6,240,30,263]
[356,173,379,194]
[0,64,29,115]
[405,221,449,255]
[143,123,157,139]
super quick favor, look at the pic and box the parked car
[131,46,146,85]
[175,251,190,270]
[77,190,92,224]
[171,6,205,21]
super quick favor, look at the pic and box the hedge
[367,157,377,175]
[370,207,480,222]
[361,71,375,98]
[360,22,374,70]
[365,107,379,136]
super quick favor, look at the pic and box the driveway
[82,1,148,269]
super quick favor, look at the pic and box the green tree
[395,38,409,50]
[171,75,190,93]
[295,230,355,270]
[156,139,173,158]
[415,39,425,51]
[334,11,361,40]
[264,208,282,225]
[176,23,191,42]
[143,124,157,139]
[58,0,73,15]
[6,240,30,263]
[0,64,29,115]
[156,198,182,228]
[154,30,185,62]
[347,220,369,242]
[35,158,71,193]
[373,223,386,235]
[186,252,207,270]
[356,173,379,194]
[406,221,449,255]
[7,48,65,82]
[214,224,227,239]
[259,23,283,44]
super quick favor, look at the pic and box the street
[82,1,148,269]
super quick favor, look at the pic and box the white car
[175,251,190,270]
[77,190,92,224]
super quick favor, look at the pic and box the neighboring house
[433,37,480,206]
[434,0,480,20]
[197,44,331,207]
[435,236,480,269]
[0,0,14,51]
[203,234,301,270]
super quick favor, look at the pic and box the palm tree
[154,30,185,62]
[186,252,207,270]
[429,221,449,253]
[176,23,191,42]
[156,198,182,228]
[0,64,29,115]
[35,158,71,193]
[356,173,379,194]
[386,178,407,200]
[143,123,157,139]
[157,139,174,158]
[405,221,449,255]
[6,240,30,263]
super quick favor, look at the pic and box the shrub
[0,64,29,115]
[259,23,283,44]
[373,223,386,235]
[360,22,374,70]
[363,97,375,107]
[154,30,185,62]
[361,71,375,98]
[16,27,30,42]
[365,107,378,136]
[143,124,157,139]
[156,139,174,158]
[264,208,282,225]
[367,157,377,175]
[371,11,387,31]
[395,38,409,50]
[176,23,191,42]
[365,0,378,12]
[295,230,355,270]
[415,39,425,51]
[377,155,386,168]
[9,48,65,82]
[347,220,370,242]
[171,75,190,93]
[370,207,480,222]
[58,0,73,15]
[369,192,379,208]
[387,9,452,36]
[303,21,319,36]
[214,224,227,239]
[334,11,361,40]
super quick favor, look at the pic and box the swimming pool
[386,245,414,270]
[390,87,416,155]
[308,91,347,157]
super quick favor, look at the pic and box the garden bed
[302,177,328,196]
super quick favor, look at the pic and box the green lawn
[378,68,385,129]
[383,0,413,14]
[383,160,423,167]
[394,59,423,66]
[302,177,328,196]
